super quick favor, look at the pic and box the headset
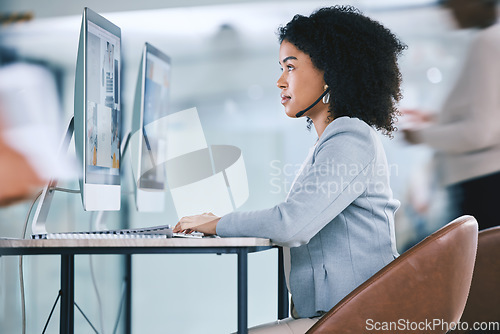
[295,87,330,118]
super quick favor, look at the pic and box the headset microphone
[295,88,330,118]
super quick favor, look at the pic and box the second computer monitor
[131,43,171,211]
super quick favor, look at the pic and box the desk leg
[237,249,248,334]
[60,254,74,334]
[277,247,289,320]
[125,254,132,334]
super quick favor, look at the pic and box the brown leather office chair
[451,226,500,334]
[306,215,478,334]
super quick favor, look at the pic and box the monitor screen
[130,43,170,211]
[139,44,170,190]
[74,8,121,211]
[85,17,121,184]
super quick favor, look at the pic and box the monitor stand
[31,121,132,236]
[31,116,75,236]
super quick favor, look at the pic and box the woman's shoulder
[321,116,373,142]
[316,116,376,160]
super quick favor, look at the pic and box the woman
[174,6,406,333]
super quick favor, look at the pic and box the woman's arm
[218,118,376,247]
[174,119,377,245]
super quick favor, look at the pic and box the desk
[0,237,287,334]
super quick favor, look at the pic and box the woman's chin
[284,108,298,118]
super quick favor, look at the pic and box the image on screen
[85,20,121,185]
[138,48,170,190]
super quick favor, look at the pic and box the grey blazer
[217,116,399,318]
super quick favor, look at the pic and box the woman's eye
[279,65,294,72]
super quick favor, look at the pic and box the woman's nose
[277,72,287,89]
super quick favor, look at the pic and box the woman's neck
[311,112,333,139]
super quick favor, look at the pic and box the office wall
[0,1,477,332]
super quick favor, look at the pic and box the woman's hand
[173,212,221,235]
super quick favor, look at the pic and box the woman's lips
[281,95,291,104]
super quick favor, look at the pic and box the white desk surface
[0,237,272,249]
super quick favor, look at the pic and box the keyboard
[31,225,215,240]
[32,224,174,240]
[172,231,204,239]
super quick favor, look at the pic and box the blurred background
[0,0,490,333]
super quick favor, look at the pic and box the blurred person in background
[403,0,500,230]
[0,115,43,206]
[0,57,75,207]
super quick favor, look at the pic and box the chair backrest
[451,226,500,334]
[306,215,478,334]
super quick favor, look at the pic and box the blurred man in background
[0,60,75,207]
[403,0,500,230]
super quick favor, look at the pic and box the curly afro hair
[278,6,407,136]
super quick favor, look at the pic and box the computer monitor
[130,43,171,211]
[74,7,121,211]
